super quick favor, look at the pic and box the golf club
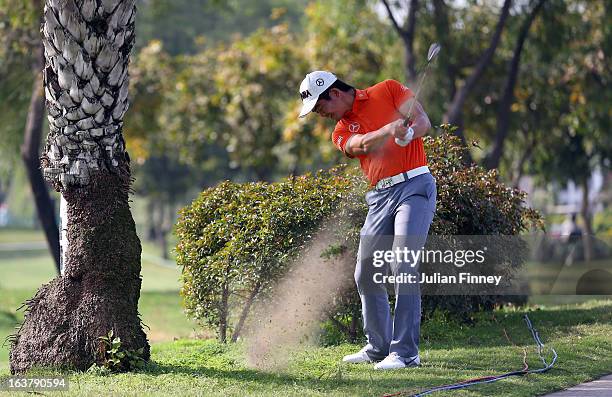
[395,42,441,146]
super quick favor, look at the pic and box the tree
[160,24,310,181]
[135,0,307,55]
[484,0,546,170]
[520,1,610,261]
[125,40,206,258]
[1,0,60,271]
[10,0,149,373]
[381,0,512,163]
[381,0,420,82]
[442,0,512,135]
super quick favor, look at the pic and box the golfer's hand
[389,119,411,140]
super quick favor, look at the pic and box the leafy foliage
[155,24,310,180]
[0,0,41,181]
[93,330,146,373]
[175,166,359,341]
[427,126,542,235]
[176,131,542,342]
[524,1,610,186]
[134,0,307,55]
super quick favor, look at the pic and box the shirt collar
[346,89,368,117]
[355,89,368,101]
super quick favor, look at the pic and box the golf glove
[395,126,414,147]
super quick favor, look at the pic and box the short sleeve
[331,124,355,158]
[384,79,414,110]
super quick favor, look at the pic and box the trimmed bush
[175,166,360,342]
[176,127,542,343]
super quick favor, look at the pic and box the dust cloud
[244,225,355,371]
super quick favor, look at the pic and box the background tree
[484,0,546,170]
[381,0,419,82]
[134,0,306,55]
[382,0,512,162]
[442,0,511,146]
[125,40,207,258]
[0,0,60,271]
[10,0,149,373]
[525,1,610,261]
[159,23,309,181]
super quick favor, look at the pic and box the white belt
[374,166,430,191]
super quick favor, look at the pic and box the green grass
[0,229,195,372]
[1,300,611,396]
[0,289,197,371]
[1,229,611,395]
[0,228,45,243]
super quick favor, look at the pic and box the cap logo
[300,90,312,100]
[315,78,325,86]
[349,122,360,133]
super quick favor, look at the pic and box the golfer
[298,71,436,370]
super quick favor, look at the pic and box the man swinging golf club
[297,45,440,370]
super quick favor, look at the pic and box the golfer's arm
[399,99,431,138]
[345,126,391,156]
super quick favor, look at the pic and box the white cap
[298,71,338,118]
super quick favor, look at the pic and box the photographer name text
[373,272,503,286]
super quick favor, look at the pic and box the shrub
[420,127,542,318]
[320,128,542,341]
[176,127,542,343]
[175,166,360,342]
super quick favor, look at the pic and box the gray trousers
[355,172,436,360]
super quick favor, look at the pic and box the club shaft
[404,66,430,126]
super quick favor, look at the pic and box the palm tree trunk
[10,0,149,374]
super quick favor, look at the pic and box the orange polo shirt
[331,79,428,186]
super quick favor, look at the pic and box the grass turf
[1,300,610,396]
[0,229,611,396]
[0,237,196,372]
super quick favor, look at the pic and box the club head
[427,43,441,63]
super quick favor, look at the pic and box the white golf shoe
[374,352,420,370]
[342,346,373,363]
